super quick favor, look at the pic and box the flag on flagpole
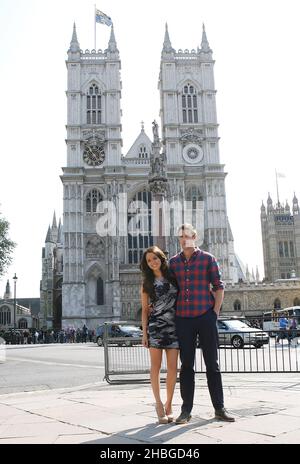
[275,170,285,204]
[95,9,112,26]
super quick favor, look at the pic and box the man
[289,317,298,345]
[276,313,289,344]
[169,223,235,424]
[82,324,88,343]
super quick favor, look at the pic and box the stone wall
[223,281,300,316]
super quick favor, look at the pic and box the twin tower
[41,23,240,329]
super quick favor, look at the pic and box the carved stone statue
[152,120,159,143]
[154,157,161,175]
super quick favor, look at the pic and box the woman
[140,246,179,424]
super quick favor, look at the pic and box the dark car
[0,329,22,345]
[95,324,142,347]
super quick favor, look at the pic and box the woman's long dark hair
[139,246,178,302]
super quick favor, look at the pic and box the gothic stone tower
[61,24,122,328]
[159,24,237,282]
[40,213,63,329]
[261,193,300,281]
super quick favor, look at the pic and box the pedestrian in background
[276,313,289,343]
[289,317,298,344]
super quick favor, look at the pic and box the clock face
[182,144,204,164]
[187,147,199,160]
[83,144,105,166]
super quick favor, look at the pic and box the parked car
[95,324,142,347]
[216,318,269,348]
[0,329,22,345]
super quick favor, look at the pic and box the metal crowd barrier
[102,321,299,384]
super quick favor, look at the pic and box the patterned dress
[148,277,179,349]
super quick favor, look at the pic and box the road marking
[7,357,104,369]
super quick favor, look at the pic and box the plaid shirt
[169,248,224,318]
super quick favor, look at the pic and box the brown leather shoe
[215,408,235,422]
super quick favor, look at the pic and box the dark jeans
[276,328,289,343]
[175,310,224,413]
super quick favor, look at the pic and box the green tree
[0,212,16,277]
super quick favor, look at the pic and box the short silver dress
[148,277,179,349]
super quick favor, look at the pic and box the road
[0,343,104,394]
[0,338,298,395]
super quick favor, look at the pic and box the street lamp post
[13,273,18,329]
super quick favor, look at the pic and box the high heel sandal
[155,403,168,424]
[165,404,174,423]
[167,412,174,423]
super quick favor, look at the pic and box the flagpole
[275,169,280,205]
[94,4,96,50]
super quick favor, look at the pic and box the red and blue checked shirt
[169,248,224,318]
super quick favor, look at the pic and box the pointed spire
[52,211,57,229]
[285,200,290,212]
[72,22,78,43]
[3,279,12,299]
[45,225,51,243]
[107,25,119,54]
[163,23,172,50]
[68,22,80,53]
[162,23,175,56]
[246,264,250,283]
[256,266,260,283]
[201,23,212,53]
[293,192,299,214]
[50,212,58,243]
[267,192,274,213]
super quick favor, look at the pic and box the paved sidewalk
[0,374,300,444]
